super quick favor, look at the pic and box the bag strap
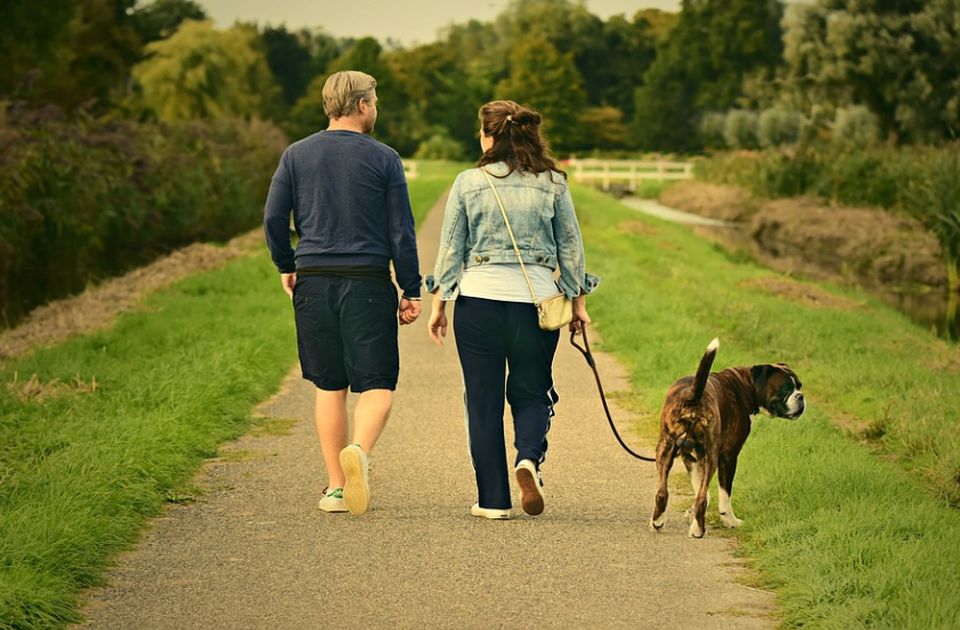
[480,167,540,305]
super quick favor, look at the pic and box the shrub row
[0,105,286,327]
[698,106,880,150]
[698,144,960,286]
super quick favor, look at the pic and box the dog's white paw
[720,512,743,529]
[649,517,664,532]
[688,521,705,538]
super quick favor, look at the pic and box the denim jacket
[425,162,600,300]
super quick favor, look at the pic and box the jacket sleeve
[385,155,422,298]
[425,173,469,300]
[552,181,600,298]
[263,151,296,274]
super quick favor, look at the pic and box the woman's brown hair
[477,100,567,180]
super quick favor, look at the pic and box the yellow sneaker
[339,444,370,515]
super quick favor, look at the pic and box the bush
[723,110,759,149]
[832,105,880,148]
[698,111,727,149]
[414,128,467,161]
[0,104,285,327]
[697,142,960,286]
[758,107,803,148]
[903,145,960,287]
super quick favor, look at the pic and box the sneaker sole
[471,506,511,520]
[516,466,544,516]
[340,448,369,515]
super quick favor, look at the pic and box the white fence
[566,158,693,191]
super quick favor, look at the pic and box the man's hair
[477,100,566,180]
[322,71,377,119]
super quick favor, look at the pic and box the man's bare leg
[351,389,393,452]
[338,389,392,514]
[315,388,348,488]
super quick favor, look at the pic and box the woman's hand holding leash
[569,294,590,335]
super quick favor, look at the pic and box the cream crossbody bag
[480,168,574,331]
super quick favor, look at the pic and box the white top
[459,263,560,303]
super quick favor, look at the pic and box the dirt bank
[0,230,262,363]
[661,181,947,289]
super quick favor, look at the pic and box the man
[263,70,421,516]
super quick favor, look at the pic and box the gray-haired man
[264,71,421,516]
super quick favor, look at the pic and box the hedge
[0,105,285,327]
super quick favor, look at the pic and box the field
[575,183,960,627]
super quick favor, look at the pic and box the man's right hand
[399,298,421,325]
[281,272,297,298]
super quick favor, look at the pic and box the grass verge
[0,164,456,628]
[407,160,471,226]
[0,254,296,628]
[574,183,960,627]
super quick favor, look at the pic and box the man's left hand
[399,298,421,325]
[281,272,297,298]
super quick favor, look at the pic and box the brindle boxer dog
[649,339,804,538]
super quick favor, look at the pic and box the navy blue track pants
[453,296,560,510]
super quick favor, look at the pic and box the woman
[425,100,599,520]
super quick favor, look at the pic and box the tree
[131,0,206,44]
[0,0,141,109]
[287,37,417,152]
[0,0,74,96]
[594,14,658,119]
[48,0,142,109]
[131,20,279,121]
[577,106,629,150]
[494,0,606,107]
[389,41,485,151]
[781,0,960,142]
[695,0,784,111]
[633,0,785,152]
[495,36,586,152]
[632,38,702,152]
[261,26,314,107]
[633,9,679,43]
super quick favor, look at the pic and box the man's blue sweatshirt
[263,130,421,297]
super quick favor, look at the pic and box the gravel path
[620,197,740,228]
[77,194,776,629]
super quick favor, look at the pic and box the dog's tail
[689,338,719,405]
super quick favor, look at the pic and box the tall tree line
[2,0,956,154]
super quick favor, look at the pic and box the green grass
[0,169,455,629]
[407,160,471,226]
[632,179,679,199]
[5,165,958,628]
[0,255,297,628]
[573,183,960,627]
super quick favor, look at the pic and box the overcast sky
[198,0,685,45]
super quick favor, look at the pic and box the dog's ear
[751,364,775,391]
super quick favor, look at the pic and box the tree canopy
[2,0,955,154]
[781,0,960,142]
[131,20,277,121]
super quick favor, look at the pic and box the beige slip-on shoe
[339,444,370,515]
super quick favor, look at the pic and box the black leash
[569,326,656,462]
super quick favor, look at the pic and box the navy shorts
[292,274,399,392]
